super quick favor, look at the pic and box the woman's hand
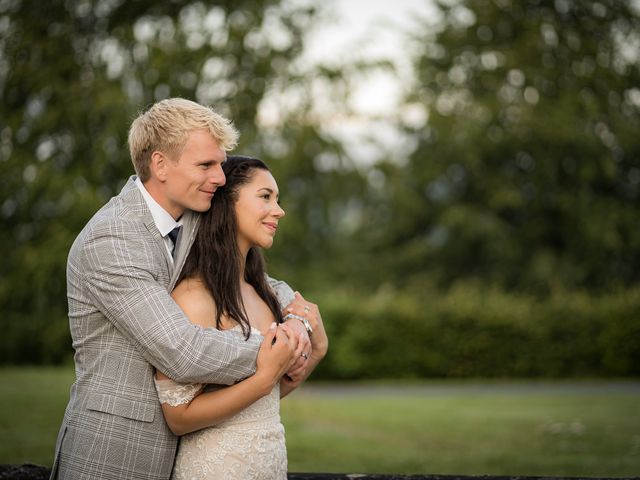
[254,322,300,392]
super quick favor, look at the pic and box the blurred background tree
[0,0,364,363]
[363,0,640,295]
[1,0,639,376]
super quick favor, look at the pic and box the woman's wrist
[251,370,278,397]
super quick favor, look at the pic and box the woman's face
[234,168,285,253]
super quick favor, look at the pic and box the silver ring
[301,352,308,360]
[303,306,310,313]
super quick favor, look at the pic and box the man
[51,98,320,479]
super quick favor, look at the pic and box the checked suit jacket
[51,177,292,480]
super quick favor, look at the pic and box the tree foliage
[0,0,357,363]
[1,0,639,371]
[364,0,640,294]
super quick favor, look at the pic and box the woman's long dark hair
[178,155,284,339]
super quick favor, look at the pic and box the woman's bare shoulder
[171,277,216,328]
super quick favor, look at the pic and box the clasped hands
[256,291,327,389]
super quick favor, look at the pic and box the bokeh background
[2,0,640,379]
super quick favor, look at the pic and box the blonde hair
[128,98,239,181]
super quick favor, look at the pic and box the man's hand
[280,316,310,383]
[282,291,328,382]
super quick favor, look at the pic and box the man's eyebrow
[198,158,223,166]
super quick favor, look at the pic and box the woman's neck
[239,251,247,280]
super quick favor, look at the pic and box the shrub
[308,285,640,379]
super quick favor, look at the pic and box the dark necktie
[167,226,181,257]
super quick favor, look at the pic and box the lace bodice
[154,326,287,479]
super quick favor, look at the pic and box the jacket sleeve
[267,275,295,308]
[78,219,261,385]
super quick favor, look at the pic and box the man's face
[163,129,226,219]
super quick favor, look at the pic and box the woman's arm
[158,324,298,435]
[156,280,298,436]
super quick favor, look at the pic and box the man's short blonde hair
[128,98,239,182]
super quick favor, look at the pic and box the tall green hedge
[3,286,639,379]
[309,285,640,379]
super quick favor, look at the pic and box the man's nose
[210,165,225,186]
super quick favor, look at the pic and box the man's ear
[150,151,168,182]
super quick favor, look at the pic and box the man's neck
[142,179,183,221]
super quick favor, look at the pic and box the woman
[154,156,328,479]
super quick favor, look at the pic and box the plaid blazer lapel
[170,210,200,290]
[121,177,174,275]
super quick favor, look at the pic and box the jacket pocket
[87,392,156,422]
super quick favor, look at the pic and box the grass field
[1,367,638,477]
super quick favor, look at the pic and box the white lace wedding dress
[156,281,294,479]
[155,326,287,480]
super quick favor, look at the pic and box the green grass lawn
[1,367,638,477]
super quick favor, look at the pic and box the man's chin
[191,201,214,212]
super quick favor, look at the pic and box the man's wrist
[311,338,328,358]
[283,313,313,337]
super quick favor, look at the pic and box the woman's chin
[259,239,274,249]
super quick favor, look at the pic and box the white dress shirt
[135,177,183,261]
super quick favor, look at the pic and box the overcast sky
[300,0,436,115]
[281,0,436,165]
[301,0,435,63]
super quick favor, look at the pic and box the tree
[0,0,366,363]
[367,0,640,294]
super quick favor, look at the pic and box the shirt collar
[134,176,182,236]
